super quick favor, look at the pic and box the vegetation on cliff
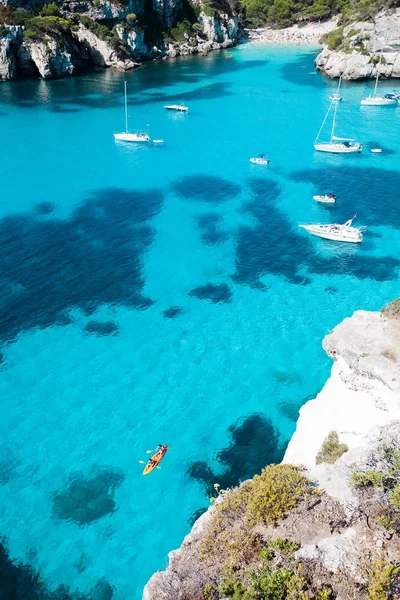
[241,0,400,29]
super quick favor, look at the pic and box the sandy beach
[244,18,339,46]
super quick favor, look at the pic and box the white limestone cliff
[0,25,22,79]
[316,8,400,79]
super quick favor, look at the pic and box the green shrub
[244,464,312,527]
[218,577,247,598]
[382,298,400,319]
[316,431,349,465]
[170,19,192,42]
[389,484,400,510]
[375,515,396,535]
[351,470,383,488]
[22,16,74,41]
[322,27,344,51]
[367,557,400,600]
[126,12,137,23]
[40,2,61,17]
[268,538,300,555]
[0,26,9,36]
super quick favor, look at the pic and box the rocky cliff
[0,0,241,79]
[316,8,400,79]
[143,301,400,599]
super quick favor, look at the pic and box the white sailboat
[299,216,365,243]
[114,81,150,143]
[329,76,342,101]
[361,50,398,106]
[314,99,362,154]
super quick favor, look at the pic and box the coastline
[143,305,400,598]
[244,18,338,46]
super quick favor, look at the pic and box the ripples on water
[0,46,399,599]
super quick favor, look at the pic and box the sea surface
[0,44,400,599]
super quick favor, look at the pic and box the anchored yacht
[114,81,150,143]
[299,216,365,243]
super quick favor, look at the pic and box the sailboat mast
[124,80,128,133]
[373,50,382,97]
[330,98,338,143]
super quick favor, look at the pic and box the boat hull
[114,133,150,142]
[250,158,269,164]
[313,195,336,203]
[361,97,397,106]
[164,105,188,112]
[300,225,362,243]
[314,143,362,154]
[143,447,168,475]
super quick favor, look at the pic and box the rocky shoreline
[0,2,240,80]
[143,301,400,599]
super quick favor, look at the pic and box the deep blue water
[0,45,399,599]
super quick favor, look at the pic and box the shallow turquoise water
[0,45,400,598]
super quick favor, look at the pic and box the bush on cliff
[23,16,76,41]
[322,26,343,50]
[316,431,348,465]
[40,3,61,17]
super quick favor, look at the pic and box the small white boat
[250,154,269,165]
[299,216,364,243]
[153,139,164,144]
[329,77,342,101]
[164,103,188,112]
[313,193,336,204]
[114,81,150,143]
[371,148,382,153]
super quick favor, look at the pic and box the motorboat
[329,77,342,101]
[225,53,233,59]
[299,216,365,243]
[250,154,269,165]
[164,104,188,112]
[114,81,150,143]
[314,99,362,154]
[371,148,382,153]
[313,192,336,203]
[153,139,164,144]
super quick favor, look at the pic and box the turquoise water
[0,45,400,598]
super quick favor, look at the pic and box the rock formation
[143,302,400,599]
[316,8,400,79]
[0,0,241,79]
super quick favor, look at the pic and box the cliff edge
[315,9,400,79]
[143,301,400,599]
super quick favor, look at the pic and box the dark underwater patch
[173,175,240,204]
[277,393,317,423]
[231,176,400,288]
[163,306,184,319]
[196,212,229,245]
[273,370,302,386]
[189,283,232,304]
[84,320,119,337]
[52,468,124,526]
[280,53,325,87]
[0,537,114,599]
[189,507,208,527]
[0,449,18,486]
[187,414,284,497]
[35,202,56,215]
[0,187,162,345]
[324,286,338,294]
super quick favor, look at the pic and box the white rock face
[24,38,75,79]
[284,310,400,506]
[316,8,400,79]
[61,0,145,22]
[116,23,147,57]
[0,26,22,80]
[74,24,137,69]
